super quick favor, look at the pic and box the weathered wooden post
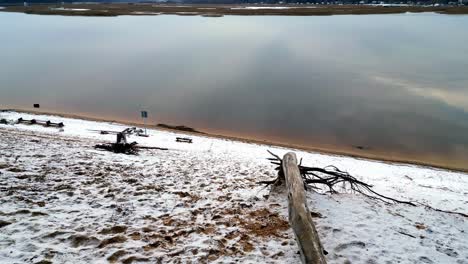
[283,152,327,264]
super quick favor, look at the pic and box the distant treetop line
[1,0,467,6]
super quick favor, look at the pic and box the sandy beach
[3,108,468,173]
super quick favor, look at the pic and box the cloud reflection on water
[1,13,468,167]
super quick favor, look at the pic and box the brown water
[1,12,468,169]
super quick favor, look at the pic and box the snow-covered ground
[0,111,467,264]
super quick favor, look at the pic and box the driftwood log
[94,132,168,155]
[258,151,468,264]
[95,142,139,155]
[283,152,327,264]
[261,151,417,205]
[94,143,168,154]
[261,151,468,217]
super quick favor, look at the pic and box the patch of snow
[309,193,467,263]
[131,11,160,15]
[174,12,199,15]
[231,6,292,10]
[155,5,193,8]
[50,7,90,11]
[368,3,410,6]
[0,111,467,263]
[0,7,5,10]
[231,6,316,10]
[404,11,438,15]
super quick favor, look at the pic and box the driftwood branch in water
[260,151,467,218]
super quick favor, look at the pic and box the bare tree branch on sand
[259,151,467,218]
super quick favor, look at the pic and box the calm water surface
[1,12,468,168]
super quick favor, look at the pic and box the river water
[1,12,468,168]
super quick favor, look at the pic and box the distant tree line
[185,0,466,4]
[1,0,466,5]
[0,0,132,3]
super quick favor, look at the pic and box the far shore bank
[1,4,468,17]
[2,108,467,173]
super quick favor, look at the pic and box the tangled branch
[95,142,139,155]
[262,151,448,208]
[260,151,468,218]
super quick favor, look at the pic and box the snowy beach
[0,111,467,263]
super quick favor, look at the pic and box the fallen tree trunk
[283,152,327,264]
[94,143,168,154]
[261,150,417,206]
[95,142,139,155]
[260,151,468,219]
